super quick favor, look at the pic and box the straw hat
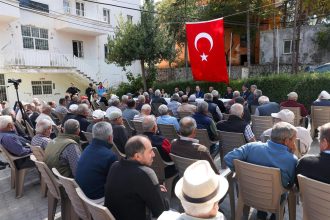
[175,160,228,205]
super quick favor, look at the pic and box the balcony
[54,6,112,36]
[0,0,20,24]
[0,50,97,81]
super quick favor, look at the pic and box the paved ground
[0,138,320,220]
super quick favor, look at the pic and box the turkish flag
[186,18,229,83]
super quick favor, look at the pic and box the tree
[107,0,176,91]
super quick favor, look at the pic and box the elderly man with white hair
[136,94,146,111]
[31,118,52,149]
[158,160,228,220]
[260,109,312,158]
[0,115,34,169]
[167,93,181,118]
[217,103,256,142]
[106,97,121,117]
[76,121,117,200]
[255,95,280,116]
[312,90,330,106]
[280,92,308,117]
[152,89,167,105]
[107,111,128,154]
[133,104,151,121]
[225,121,298,219]
[156,104,180,131]
[36,104,56,126]
[211,90,226,113]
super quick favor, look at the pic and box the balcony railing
[0,50,97,80]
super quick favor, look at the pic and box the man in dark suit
[296,122,330,184]
[171,116,219,174]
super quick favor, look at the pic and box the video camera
[8,79,22,84]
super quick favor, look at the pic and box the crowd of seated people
[1,85,330,220]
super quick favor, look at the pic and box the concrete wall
[260,25,330,65]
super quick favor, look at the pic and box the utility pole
[291,0,302,74]
[246,3,251,69]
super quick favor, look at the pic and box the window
[21,25,49,50]
[72,40,84,57]
[0,74,7,101]
[103,8,110,24]
[31,81,52,95]
[283,40,292,54]
[76,2,85,16]
[104,44,109,61]
[240,35,247,48]
[63,0,70,13]
[127,15,133,23]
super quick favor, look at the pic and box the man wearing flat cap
[158,160,228,220]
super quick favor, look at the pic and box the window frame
[75,1,85,16]
[72,40,84,58]
[103,8,110,24]
[127,15,133,23]
[283,40,292,54]
[31,80,53,95]
[21,25,49,50]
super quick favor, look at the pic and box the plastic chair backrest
[169,153,197,177]
[111,143,126,160]
[150,147,166,182]
[311,106,330,130]
[76,188,116,220]
[298,174,330,220]
[82,131,93,144]
[122,118,135,137]
[157,124,179,141]
[30,155,61,200]
[251,115,274,141]
[30,145,45,161]
[218,131,246,156]
[131,120,144,135]
[234,159,286,212]
[195,129,214,150]
[52,168,91,220]
[177,111,192,119]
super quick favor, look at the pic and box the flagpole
[229,32,233,78]
[277,26,280,74]
[184,0,189,80]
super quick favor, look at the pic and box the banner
[186,18,229,83]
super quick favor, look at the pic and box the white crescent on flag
[194,32,214,52]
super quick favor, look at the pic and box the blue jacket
[224,140,297,188]
[75,138,117,199]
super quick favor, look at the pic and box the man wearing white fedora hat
[158,160,229,220]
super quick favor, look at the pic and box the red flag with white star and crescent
[186,18,229,83]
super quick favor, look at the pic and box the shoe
[256,211,267,220]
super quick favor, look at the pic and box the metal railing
[0,50,97,80]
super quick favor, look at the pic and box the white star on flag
[200,53,208,61]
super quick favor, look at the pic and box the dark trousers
[14,157,35,170]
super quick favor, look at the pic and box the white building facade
[0,0,141,105]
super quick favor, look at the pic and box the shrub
[154,72,330,110]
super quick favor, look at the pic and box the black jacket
[105,160,168,220]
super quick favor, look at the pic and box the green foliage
[315,25,330,51]
[115,72,143,97]
[154,72,330,109]
[107,0,177,90]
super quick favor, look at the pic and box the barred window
[21,25,49,50]
[31,81,53,95]
[0,74,7,101]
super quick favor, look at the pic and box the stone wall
[156,64,298,82]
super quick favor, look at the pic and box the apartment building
[0,0,141,104]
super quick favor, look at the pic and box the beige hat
[287,92,298,98]
[271,109,295,123]
[319,90,330,100]
[175,160,228,205]
[69,104,78,112]
[92,109,105,119]
[107,111,122,121]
